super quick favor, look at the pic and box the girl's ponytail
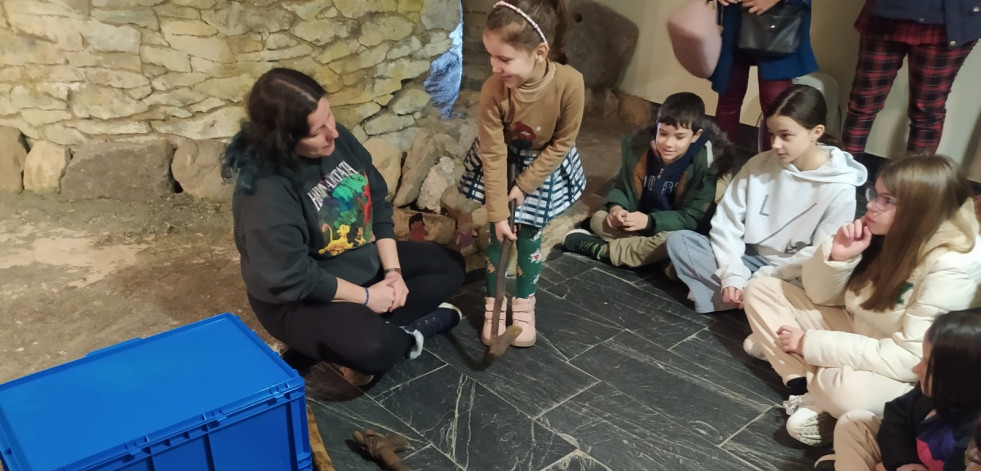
[548,0,570,64]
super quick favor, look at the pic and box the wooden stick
[306,404,336,471]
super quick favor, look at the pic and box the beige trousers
[832,409,881,471]
[589,210,671,268]
[744,277,914,418]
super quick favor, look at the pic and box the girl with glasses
[743,155,981,447]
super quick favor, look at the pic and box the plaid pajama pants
[842,34,977,155]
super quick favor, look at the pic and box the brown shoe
[510,296,536,347]
[481,296,506,346]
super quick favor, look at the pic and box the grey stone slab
[422,318,600,419]
[662,328,784,408]
[526,289,624,361]
[722,406,832,471]
[540,451,613,471]
[544,268,710,341]
[363,350,448,397]
[571,331,769,445]
[540,382,758,470]
[307,396,425,471]
[401,444,463,470]
[375,366,577,470]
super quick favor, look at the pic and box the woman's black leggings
[250,241,465,375]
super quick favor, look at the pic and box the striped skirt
[458,139,586,228]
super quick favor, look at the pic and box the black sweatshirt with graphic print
[232,124,394,305]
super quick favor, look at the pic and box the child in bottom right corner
[815,309,981,471]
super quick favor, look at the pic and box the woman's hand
[776,325,805,355]
[385,270,408,310]
[622,211,650,232]
[493,219,517,243]
[741,0,780,14]
[607,206,627,229]
[722,286,744,308]
[508,186,526,208]
[365,279,397,313]
[830,219,872,262]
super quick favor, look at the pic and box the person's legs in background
[841,34,908,154]
[905,40,977,154]
[715,55,752,145]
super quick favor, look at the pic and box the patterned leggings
[484,224,543,299]
[842,35,977,154]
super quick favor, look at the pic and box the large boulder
[565,0,639,90]
[416,156,463,213]
[0,126,28,192]
[171,139,232,200]
[23,141,71,193]
[394,129,460,207]
[62,140,174,200]
[362,137,402,201]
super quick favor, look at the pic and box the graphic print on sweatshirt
[307,161,373,256]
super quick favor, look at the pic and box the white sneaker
[784,394,835,447]
[742,334,767,361]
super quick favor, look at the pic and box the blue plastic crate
[0,313,311,471]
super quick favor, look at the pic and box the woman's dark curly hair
[221,68,325,193]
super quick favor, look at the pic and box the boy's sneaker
[784,393,835,447]
[563,229,607,260]
[405,302,462,338]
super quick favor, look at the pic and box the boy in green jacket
[564,92,735,267]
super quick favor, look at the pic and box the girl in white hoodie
[744,155,981,448]
[666,84,868,314]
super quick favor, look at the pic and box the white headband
[493,1,549,48]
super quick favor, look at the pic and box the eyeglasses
[865,187,897,210]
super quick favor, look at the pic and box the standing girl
[743,155,981,447]
[665,84,867,314]
[818,309,981,470]
[459,0,585,348]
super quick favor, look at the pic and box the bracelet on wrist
[384,267,402,275]
[363,287,370,306]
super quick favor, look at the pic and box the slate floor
[304,251,833,470]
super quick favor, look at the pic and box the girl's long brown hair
[485,0,571,63]
[847,155,973,311]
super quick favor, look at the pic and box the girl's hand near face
[830,219,872,262]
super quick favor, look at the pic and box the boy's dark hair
[649,92,744,178]
[924,308,981,414]
[409,213,424,225]
[654,92,705,134]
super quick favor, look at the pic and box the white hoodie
[710,145,868,289]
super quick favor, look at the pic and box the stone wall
[0,0,460,149]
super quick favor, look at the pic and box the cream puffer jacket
[800,200,981,382]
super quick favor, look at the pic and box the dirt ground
[0,191,264,384]
[0,114,628,386]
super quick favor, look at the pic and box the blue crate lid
[0,313,304,471]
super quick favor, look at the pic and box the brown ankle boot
[482,296,506,346]
[510,296,536,347]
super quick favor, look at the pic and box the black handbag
[737,3,805,57]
